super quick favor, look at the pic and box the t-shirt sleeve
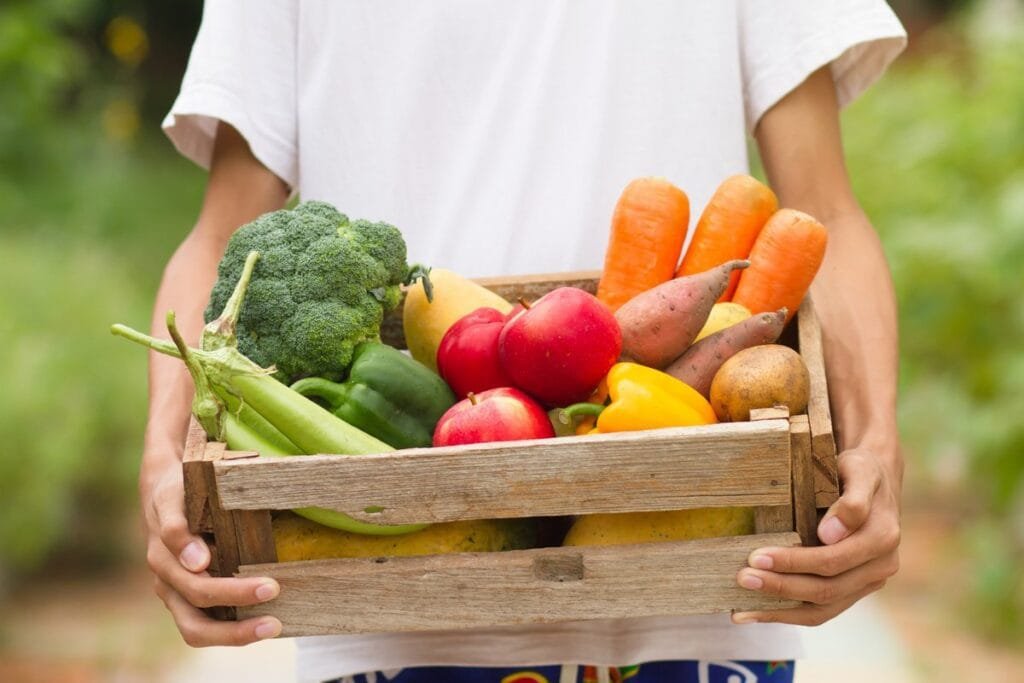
[162,0,298,188]
[738,0,907,132]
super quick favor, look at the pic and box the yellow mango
[402,268,514,372]
[273,512,537,561]
[693,302,751,343]
[562,507,754,547]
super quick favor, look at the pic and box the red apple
[498,287,621,406]
[436,307,517,398]
[432,387,555,446]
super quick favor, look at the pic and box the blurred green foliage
[842,5,1024,642]
[0,0,204,578]
[0,0,1020,646]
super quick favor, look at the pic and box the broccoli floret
[205,200,426,382]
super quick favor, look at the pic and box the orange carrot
[732,209,828,323]
[676,174,777,302]
[596,177,689,312]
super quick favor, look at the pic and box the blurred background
[1,0,1022,681]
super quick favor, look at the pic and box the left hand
[731,446,902,626]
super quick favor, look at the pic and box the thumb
[152,476,210,573]
[818,450,881,545]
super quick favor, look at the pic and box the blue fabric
[324,660,795,682]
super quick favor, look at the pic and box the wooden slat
[754,506,792,533]
[183,417,208,462]
[797,297,840,508]
[183,419,212,534]
[789,414,818,547]
[749,406,794,534]
[237,532,801,636]
[381,271,600,349]
[232,510,278,566]
[748,406,791,422]
[472,270,600,302]
[213,421,791,523]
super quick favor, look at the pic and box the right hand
[142,453,283,646]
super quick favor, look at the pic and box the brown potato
[709,344,810,421]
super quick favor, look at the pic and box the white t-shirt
[164,1,905,680]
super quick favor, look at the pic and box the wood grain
[797,296,840,508]
[237,532,802,635]
[183,419,213,535]
[381,271,601,349]
[789,414,819,547]
[750,407,794,534]
[214,421,791,523]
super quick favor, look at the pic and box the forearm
[809,206,901,476]
[755,67,901,479]
[140,122,288,485]
[142,230,230,475]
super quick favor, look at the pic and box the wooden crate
[183,271,840,636]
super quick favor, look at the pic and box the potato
[709,344,809,421]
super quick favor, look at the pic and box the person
[145,2,906,681]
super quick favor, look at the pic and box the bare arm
[732,67,902,625]
[142,122,289,646]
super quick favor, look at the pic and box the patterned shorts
[324,660,795,682]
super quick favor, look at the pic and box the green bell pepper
[291,342,456,449]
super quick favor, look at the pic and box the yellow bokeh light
[105,16,149,67]
[102,99,140,142]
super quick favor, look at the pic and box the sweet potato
[616,259,748,369]
[664,309,787,397]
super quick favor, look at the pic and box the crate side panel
[214,421,791,523]
[236,532,801,636]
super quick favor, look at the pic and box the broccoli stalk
[111,251,428,536]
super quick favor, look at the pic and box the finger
[151,475,210,572]
[747,508,899,578]
[818,451,882,545]
[158,581,282,647]
[731,580,886,627]
[147,539,280,608]
[737,550,898,605]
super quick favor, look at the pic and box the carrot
[676,174,778,302]
[732,209,828,323]
[596,177,690,312]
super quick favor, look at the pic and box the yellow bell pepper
[559,362,716,433]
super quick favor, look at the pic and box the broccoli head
[205,200,427,382]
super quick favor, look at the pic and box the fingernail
[732,612,759,624]
[738,571,763,591]
[750,553,773,570]
[819,516,849,545]
[254,619,281,640]
[180,542,207,571]
[255,581,279,602]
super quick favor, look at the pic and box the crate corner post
[182,417,277,620]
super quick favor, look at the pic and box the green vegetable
[112,251,426,536]
[291,342,457,449]
[204,200,431,383]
